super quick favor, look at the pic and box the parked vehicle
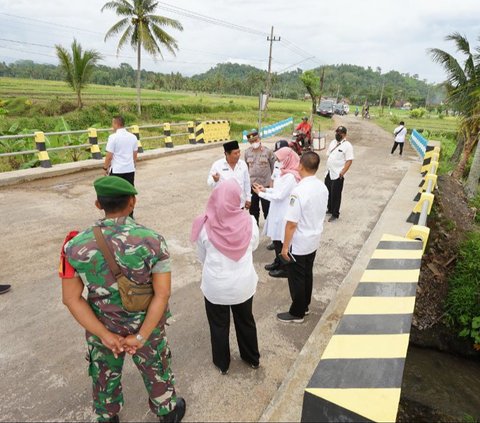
[343,104,350,114]
[334,104,345,115]
[316,100,334,118]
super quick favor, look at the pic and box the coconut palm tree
[55,40,102,109]
[428,33,480,183]
[102,0,183,115]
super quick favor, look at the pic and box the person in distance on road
[253,147,300,279]
[60,176,185,423]
[391,121,407,156]
[325,126,354,222]
[244,129,275,225]
[192,179,260,375]
[207,140,251,209]
[277,152,328,323]
[295,116,312,143]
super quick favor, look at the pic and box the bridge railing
[301,133,441,422]
[0,120,230,169]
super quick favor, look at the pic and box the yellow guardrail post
[164,122,173,148]
[88,128,102,160]
[34,131,52,168]
[195,121,205,144]
[130,125,143,153]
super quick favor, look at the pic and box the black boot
[159,397,186,423]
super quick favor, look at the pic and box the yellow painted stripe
[37,151,49,161]
[321,334,410,359]
[360,269,420,283]
[381,234,418,243]
[344,296,416,315]
[371,249,423,259]
[91,145,101,153]
[305,388,401,422]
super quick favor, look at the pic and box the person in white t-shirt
[104,116,138,186]
[391,121,407,156]
[191,179,260,374]
[325,125,354,222]
[277,152,328,323]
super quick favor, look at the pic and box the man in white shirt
[103,116,138,186]
[325,125,354,222]
[277,152,328,323]
[207,140,252,209]
[391,121,407,156]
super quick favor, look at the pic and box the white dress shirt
[196,216,259,305]
[285,176,328,255]
[259,173,297,241]
[106,128,138,174]
[326,139,354,180]
[207,158,252,207]
[394,125,407,143]
[271,161,282,181]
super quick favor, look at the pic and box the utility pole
[379,80,385,115]
[264,26,281,113]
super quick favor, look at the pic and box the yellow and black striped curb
[196,120,230,143]
[301,234,423,423]
[34,131,52,168]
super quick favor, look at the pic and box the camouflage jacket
[64,216,171,335]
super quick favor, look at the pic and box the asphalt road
[0,116,418,422]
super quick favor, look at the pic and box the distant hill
[0,60,445,106]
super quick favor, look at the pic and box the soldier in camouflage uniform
[61,176,185,422]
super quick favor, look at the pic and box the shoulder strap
[93,226,123,279]
[395,126,405,136]
[330,141,343,154]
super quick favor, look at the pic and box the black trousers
[391,142,404,155]
[110,171,135,186]
[273,240,286,270]
[250,190,270,225]
[325,172,344,218]
[204,296,260,372]
[287,251,317,318]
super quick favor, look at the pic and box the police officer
[61,176,185,423]
[277,152,328,323]
[244,129,275,224]
[325,126,354,222]
[207,140,251,209]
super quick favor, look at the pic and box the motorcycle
[291,131,312,156]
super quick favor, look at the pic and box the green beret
[94,176,138,197]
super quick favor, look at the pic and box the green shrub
[410,108,427,118]
[446,232,480,345]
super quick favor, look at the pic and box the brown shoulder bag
[93,226,153,312]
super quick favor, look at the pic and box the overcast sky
[1,0,479,83]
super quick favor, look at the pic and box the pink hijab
[275,147,301,182]
[191,179,253,261]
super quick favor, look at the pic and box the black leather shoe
[106,416,119,423]
[266,242,275,251]
[159,397,186,422]
[264,262,279,271]
[268,269,288,278]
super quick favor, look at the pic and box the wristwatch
[136,333,145,345]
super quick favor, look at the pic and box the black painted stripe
[377,241,422,250]
[301,391,373,423]
[354,282,417,297]
[407,212,420,224]
[336,313,413,334]
[413,192,421,201]
[422,157,432,166]
[36,143,47,151]
[367,258,422,270]
[426,145,434,152]
[418,179,425,187]
[308,358,405,388]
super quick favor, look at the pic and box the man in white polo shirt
[325,125,354,222]
[277,152,328,323]
[103,115,138,186]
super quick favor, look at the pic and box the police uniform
[244,139,275,224]
[207,141,251,208]
[283,176,328,319]
[62,177,182,422]
[325,134,354,219]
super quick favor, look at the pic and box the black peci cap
[336,126,347,134]
[223,140,240,152]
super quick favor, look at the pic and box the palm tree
[428,33,480,182]
[55,40,102,109]
[102,0,183,115]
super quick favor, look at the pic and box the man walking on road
[104,116,138,186]
[207,140,251,209]
[277,152,328,323]
[244,129,275,224]
[61,176,185,422]
[391,121,407,156]
[325,126,354,222]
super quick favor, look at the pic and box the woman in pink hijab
[253,147,300,278]
[191,179,260,374]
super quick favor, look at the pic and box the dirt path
[0,115,418,422]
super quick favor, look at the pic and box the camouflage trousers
[86,326,176,422]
